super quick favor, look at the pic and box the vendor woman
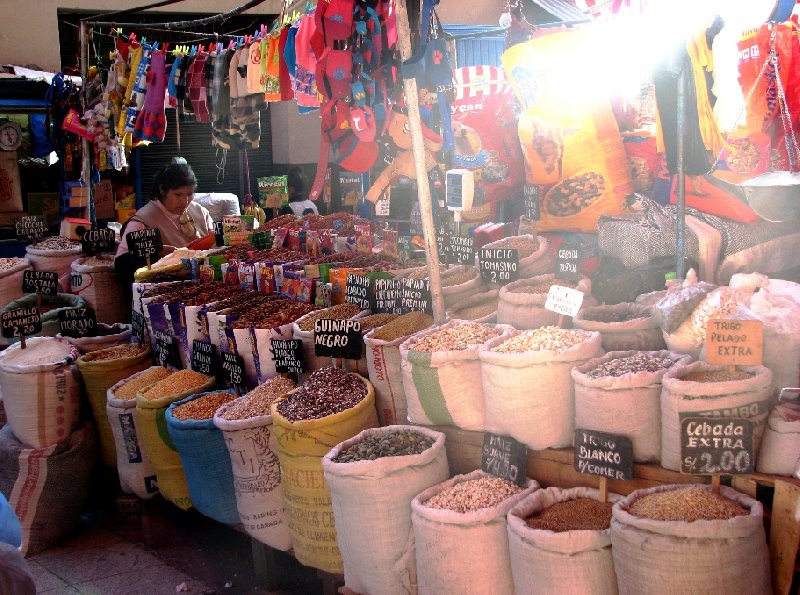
[115,162,214,287]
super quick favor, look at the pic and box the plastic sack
[653,280,716,334]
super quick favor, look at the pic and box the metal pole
[79,20,94,223]
[675,61,686,280]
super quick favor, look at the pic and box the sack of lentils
[400,320,514,431]
[480,234,555,281]
[0,257,31,307]
[25,236,83,291]
[213,377,297,550]
[135,369,216,509]
[572,350,691,463]
[507,487,622,595]
[365,312,434,426]
[497,274,596,330]
[411,470,539,595]
[660,361,773,471]
[292,304,368,381]
[70,255,125,325]
[59,323,133,354]
[480,327,603,449]
[271,367,379,573]
[106,366,173,499]
[77,343,152,467]
[611,485,771,594]
[447,289,500,323]
[0,337,82,448]
[573,303,666,352]
[166,389,240,524]
[322,426,449,595]
[756,401,800,475]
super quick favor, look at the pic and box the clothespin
[245,34,252,44]
[198,44,205,54]
[261,24,267,38]
[163,42,170,54]
[129,33,137,42]
[228,38,237,50]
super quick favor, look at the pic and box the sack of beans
[323,426,449,595]
[25,237,83,292]
[135,369,216,510]
[106,367,169,499]
[1,293,87,345]
[411,470,539,595]
[572,351,690,463]
[292,304,368,381]
[611,485,771,594]
[70,256,125,325]
[0,337,81,448]
[400,320,514,431]
[341,313,399,378]
[573,303,666,352]
[0,424,96,556]
[756,401,800,475]
[166,390,240,524]
[481,235,555,281]
[447,289,500,323]
[507,487,621,595]
[406,265,487,310]
[77,344,152,467]
[58,323,133,354]
[497,274,596,330]
[480,327,603,449]
[0,257,31,307]
[365,312,434,426]
[213,377,296,550]
[271,368,379,573]
[660,362,773,471]
[247,303,318,382]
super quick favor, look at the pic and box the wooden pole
[599,477,608,503]
[712,474,721,495]
[395,0,446,324]
[79,21,94,224]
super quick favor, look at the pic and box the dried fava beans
[586,353,675,379]
[492,327,592,354]
[0,257,25,272]
[276,367,367,421]
[296,303,361,331]
[172,391,237,421]
[371,312,434,342]
[30,236,81,250]
[486,236,539,259]
[140,369,214,400]
[424,477,522,513]
[629,488,748,522]
[83,343,148,362]
[524,498,613,532]
[508,280,578,294]
[220,376,297,420]
[332,430,434,463]
[412,322,501,352]
[115,367,173,399]
[681,369,754,383]
[357,313,397,333]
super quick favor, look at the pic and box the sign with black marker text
[482,433,527,486]
[544,285,584,317]
[574,428,633,481]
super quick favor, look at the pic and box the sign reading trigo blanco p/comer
[706,319,763,367]
[574,428,633,481]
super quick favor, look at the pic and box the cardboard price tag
[271,339,304,374]
[131,310,146,344]
[221,352,246,388]
[706,319,763,367]
[191,340,217,375]
[482,433,527,486]
[22,270,58,296]
[154,332,179,368]
[479,248,519,285]
[680,417,754,475]
[544,285,584,317]
[15,215,48,241]
[81,228,116,253]
[556,244,582,281]
[344,273,372,310]
[574,428,634,481]
[401,278,433,314]
[314,318,362,360]
[57,307,97,338]
[449,235,475,266]
[372,278,404,314]
[1,307,41,338]
[126,228,163,260]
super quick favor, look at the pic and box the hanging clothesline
[84,0,272,30]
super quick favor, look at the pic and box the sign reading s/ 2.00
[1,307,41,338]
[574,428,634,481]
[126,228,163,259]
[271,339,304,374]
[314,318,362,360]
[81,228,116,253]
[479,248,519,285]
[680,417,754,475]
[706,319,763,367]
[448,235,475,266]
[57,307,97,338]
[22,270,59,296]
[482,432,527,486]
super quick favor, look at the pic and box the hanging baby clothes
[294,12,320,108]
[124,45,152,133]
[247,39,265,94]
[283,21,300,99]
[133,49,168,142]
[229,45,264,149]
[186,51,211,123]
[264,32,282,101]
[166,54,183,108]
[278,27,294,101]
[204,52,217,121]
[118,43,142,136]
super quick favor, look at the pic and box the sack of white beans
[573,303,666,352]
[497,274,596,330]
[756,401,800,475]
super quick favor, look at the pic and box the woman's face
[160,185,195,216]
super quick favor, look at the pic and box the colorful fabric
[133,49,168,142]
[186,51,210,123]
[264,33,282,101]
[118,44,142,136]
[247,40,264,94]
[279,27,294,101]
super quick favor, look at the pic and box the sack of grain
[70,256,125,325]
[58,323,132,354]
[447,290,500,323]
[26,239,83,292]
[252,322,296,383]
[480,328,603,449]
[411,470,539,595]
[406,265,487,310]
[497,274,595,329]
[660,361,773,471]
[756,402,800,475]
[507,487,621,595]
[323,426,449,595]
[481,235,556,281]
[573,303,665,352]
[77,344,152,467]
[0,258,31,307]
[0,337,81,448]
[572,350,690,463]
[611,484,771,594]
[1,293,87,345]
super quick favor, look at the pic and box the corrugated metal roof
[528,0,590,23]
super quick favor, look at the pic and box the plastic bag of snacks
[497,274,595,330]
[323,426,449,595]
[573,303,665,352]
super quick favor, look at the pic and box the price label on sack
[401,278,433,314]
[1,307,42,338]
[482,433,527,487]
[131,310,146,344]
[344,273,372,310]
[372,278,404,315]
[706,319,763,367]
[15,215,48,242]
[271,339,304,374]
[680,418,754,476]
[221,351,246,388]
[314,318,362,360]
[523,184,541,221]
[479,248,519,285]
[22,270,58,296]
[154,331,179,368]
[57,307,97,338]
[574,428,634,481]
[126,228,163,260]
[544,285,584,318]
[191,340,217,375]
[436,222,451,265]
[556,244,582,281]
[449,235,476,266]
[81,228,116,253]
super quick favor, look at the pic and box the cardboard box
[61,217,91,240]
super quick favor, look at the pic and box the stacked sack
[70,255,125,325]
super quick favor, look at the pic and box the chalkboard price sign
[221,352,246,388]
[154,331,179,368]
[449,235,475,266]
[81,228,116,253]
[58,307,97,338]
[191,340,217,375]
[22,271,59,296]
[556,244,582,281]
[372,278,404,314]
[131,310,146,344]
[15,215,48,241]
[680,417,754,475]
[574,428,634,481]
[126,228,163,260]
[479,248,519,285]
[523,185,541,221]
[436,222,451,265]
[401,278,433,314]
[314,318,362,360]
[271,339,304,374]
[482,433,528,486]
[344,273,372,310]
[1,307,41,338]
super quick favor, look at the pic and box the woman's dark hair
[287,166,306,202]
[151,163,197,201]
